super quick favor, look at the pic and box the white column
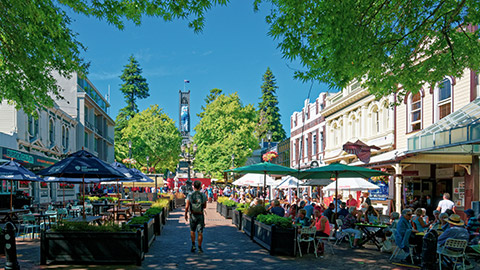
[394,163,403,213]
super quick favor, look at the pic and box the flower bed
[40,230,144,265]
[253,214,296,256]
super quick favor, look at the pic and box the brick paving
[1,203,412,269]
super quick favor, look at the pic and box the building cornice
[323,89,370,117]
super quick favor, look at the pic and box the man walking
[436,193,455,213]
[185,180,207,253]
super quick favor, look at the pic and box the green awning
[408,98,480,152]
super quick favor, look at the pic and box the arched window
[435,78,452,121]
[62,126,66,149]
[370,106,380,134]
[66,128,69,150]
[49,118,55,145]
[27,115,39,139]
[408,92,422,132]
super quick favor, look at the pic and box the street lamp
[264,131,273,199]
[231,153,235,182]
[128,140,132,165]
[266,131,272,149]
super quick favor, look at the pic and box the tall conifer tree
[257,67,286,142]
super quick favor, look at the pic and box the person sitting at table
[465,209,480,233]
[346,194,357,208]
[429,210,441,230]
[286,204,297,220]
[412,208,429,233]
[269,200,285,217]
[295,209,311,227]
[311,209,330,237]
[338,202,349,219]
[342,207,363,248]
[365,206,379,224]
[420,208,429,224]
[394,209,418,260]
[437,214,469,248]
[322,203,335,223]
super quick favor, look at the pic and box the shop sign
[368,177,389,201]
[3,148,35,164]
[436,168,454,179]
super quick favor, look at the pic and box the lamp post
[128,140,132,167]
[264,131,273,199]
[181,142,197,195]
[231,153,235,182]
[266,130,272,149]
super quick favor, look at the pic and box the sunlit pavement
[1,202,409,269]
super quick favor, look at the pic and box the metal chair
[390,229,415,264]
[297,227,318,257]
[334,219,352,247]
[21,214,40,239]
[437,239,468,270]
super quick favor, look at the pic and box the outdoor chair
[334,219,352,247]
[20,214,40,239]
[297,226,318,257]
[437,239,468,270]
[390,229,415,264]
[315,228,335,255]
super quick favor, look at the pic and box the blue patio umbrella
[0,160,43,210]
[37,150,126,218]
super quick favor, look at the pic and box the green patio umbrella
[299,162,389,228]
[229,162,298,199]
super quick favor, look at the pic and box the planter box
[232,209,242,230]
[0,231,4,255]
[40,230,144,266]
[253,220,296,256]
[216,202,221,213]
[221,204,233,219]
[169,199,175,210]
[174,198,185,208]
[161,208,167,225]
[129,217,156,253]
[242,215,255,240]
[152,213,162,236]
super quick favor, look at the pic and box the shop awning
[350,149,407,166]
[408,98,480,152]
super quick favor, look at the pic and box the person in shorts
[185,180,207,253]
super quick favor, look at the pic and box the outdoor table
[64,216,103,225]
[32,213,53,230]
[355,223,388,250]
[91,202,114,216]
[68,208,81,218]
[0,209,29,223]
[107,207,131,220]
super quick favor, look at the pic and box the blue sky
[67,1,333,135]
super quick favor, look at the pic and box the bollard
[4,222,20,270]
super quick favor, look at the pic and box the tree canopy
[260,0,480,100]
[256,67,286,142]
[194,92,257,179]
[115,105,182,173]
[119,55,150,117]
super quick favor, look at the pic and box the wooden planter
[216,202,221,213]
[242,215,255,240]
[129,218,156,253]
[169,199,175,210]
[232,209,242,230]
[253,220,296,256]
[161,208,167,225]
[40,230,144,266]
[0,231,4,255]
[221,204,233,219]
[174,198,185,208]
[152,213,162,236]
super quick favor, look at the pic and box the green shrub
[137,201,153,204]
[256,214,293,229]
[144,207,162,217]
[53,221,132,232]
[236,203,248,212]
[245,205,267,217]
[217,196,228,204]
[152,198,169,209]
[222,200,238,207]
[128,215,152,225]
[105,197,119,202]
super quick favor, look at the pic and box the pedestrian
[185,180,208,253]
[436,193,455,213]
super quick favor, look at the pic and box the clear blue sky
[67,1,333,135]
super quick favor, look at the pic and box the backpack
[190,191,205,214]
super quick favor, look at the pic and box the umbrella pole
[334,171,338,231]
[82,176,86,219]
[10,180,13,210]
[63,183,65,208]
[263,172,266,201]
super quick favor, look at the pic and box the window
[319,132,324,153]
[66,128,69,150]
[84,132,88,148]
[94,138,98,152]
[408,92,422,132]
[84,106,89,122]
[49,118,55,145]
[371,107,380,134]
[62,126,66,148]
[305,137,309,159]
[312,134,317,156]
[435,78,452,121]
[27,115,38,139]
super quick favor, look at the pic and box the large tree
[194,92,257,179]
[259,0,480,100]
[115,105,182,173]
[119,55,150,117]
[0,0,227,114]
[257,67,286,142]
[198,88,222,118]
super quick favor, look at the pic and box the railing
[408,122,480,151]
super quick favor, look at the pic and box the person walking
[185,180,208,253]
[436,193,455,213]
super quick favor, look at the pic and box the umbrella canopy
[275,176,305,189]
[0,160,44,210]
[302,178,334,186]
[129,168,154,183]
[232,173,276,187]
[231,162,298,175]
[322,178,380,191]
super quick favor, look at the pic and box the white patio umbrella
[322,178,380,191]
[232,173,276,187]
[275,176,305,189]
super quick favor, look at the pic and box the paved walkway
[1,203,411,269]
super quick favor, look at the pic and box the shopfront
[0,146,69,206]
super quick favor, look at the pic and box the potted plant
[41,222,144,266]
[253,214,296,256]
[242,205,267,240]
[221,200,237,219]
[233,203,248,230]
[217,197,227,213]
[128,216,156,252]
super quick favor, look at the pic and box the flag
[184,80,190,83]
